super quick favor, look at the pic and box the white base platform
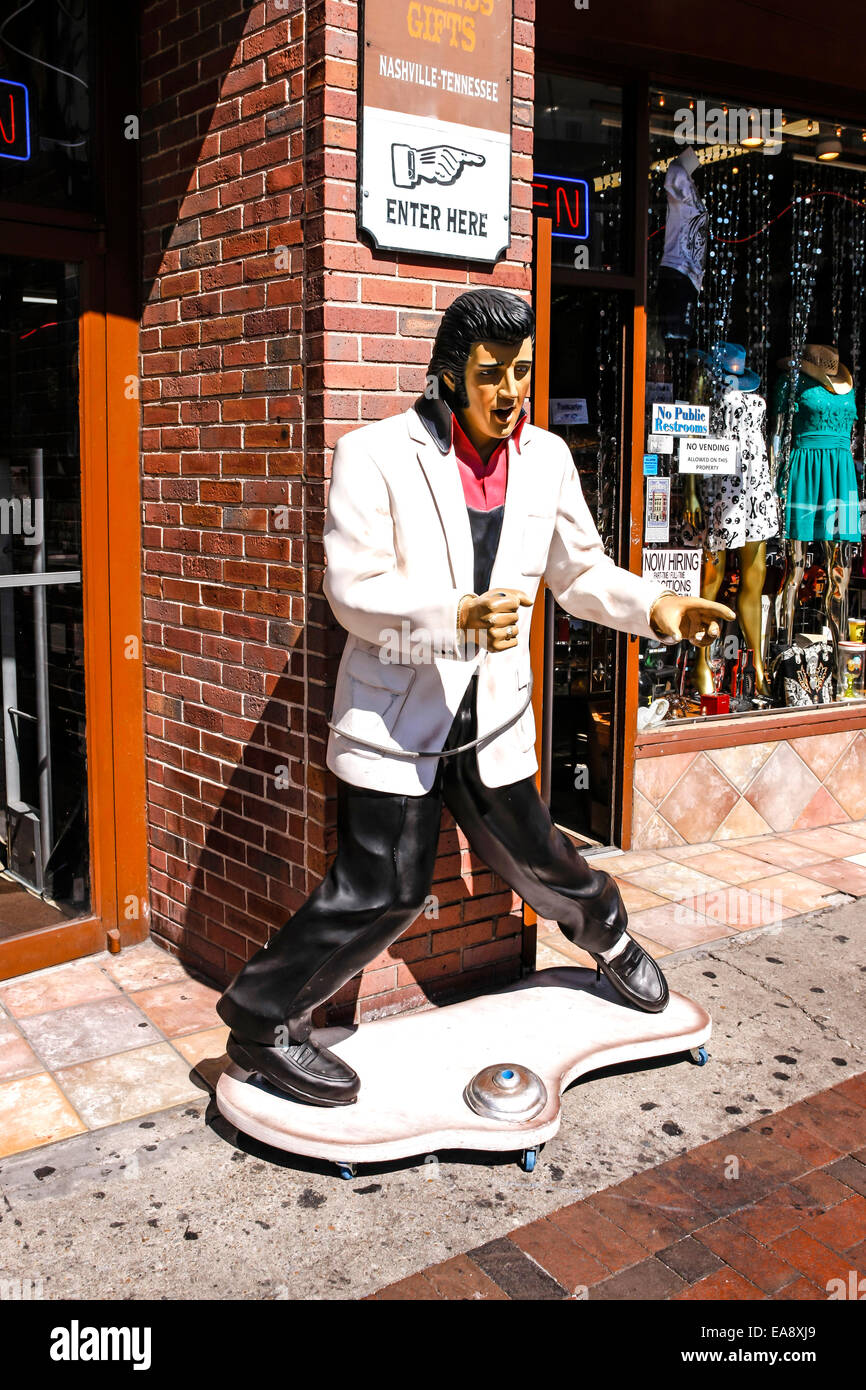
[216,966,711,1171]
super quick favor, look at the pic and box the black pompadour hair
[427,288,535,409]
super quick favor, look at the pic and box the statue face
[445,336,533,452]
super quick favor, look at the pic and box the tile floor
[536,818,866,969]
[0,941,227,1159]
[2,819,866,1160]
[367,1073,866,1300]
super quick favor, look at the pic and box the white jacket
[322,403,667,795]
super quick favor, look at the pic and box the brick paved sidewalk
[368,1073,866,1300]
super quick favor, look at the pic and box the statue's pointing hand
[650,595,736,647]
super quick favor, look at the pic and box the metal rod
[0,571,81,587]
[540,588,554,805]
[30,447,53,886]
[0,455,22,814]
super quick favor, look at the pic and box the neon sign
[0,79,31,162]
[532,172,590,241]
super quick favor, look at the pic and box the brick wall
[139,0,536,1026]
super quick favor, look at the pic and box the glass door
[0,254,89,942]
[545,285,630,843]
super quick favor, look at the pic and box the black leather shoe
[226,1033,360,1107]
[589,937,669,1013]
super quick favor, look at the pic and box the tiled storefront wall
[138,0,535,1025]
[633,732,866,850]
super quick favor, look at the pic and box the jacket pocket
[341,647,416,742]
[521,514,554,576]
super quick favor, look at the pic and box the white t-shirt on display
[660,159,708,293]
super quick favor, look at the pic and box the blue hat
[694,342,760,393]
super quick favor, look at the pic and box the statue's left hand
[650,595,736,646]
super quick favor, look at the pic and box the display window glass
[533,75,625,274]
[639,88,866,729]
[0,0,95,213]
[547,286,628,841]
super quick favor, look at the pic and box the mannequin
[214,289,734,1108]
[684,344,780,697]
[657,146,708,344]
[771,343,860,646]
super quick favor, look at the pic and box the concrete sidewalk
[0,895,863,1300]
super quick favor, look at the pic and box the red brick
[422,1255,509,1301]
[848,1237,866,1272]
[591,1257,686,1300]
[611,1166,718,1234]
[361,279,434,308]
[674,1268,763,1300]
[509,1219,609,1293]
[773,1276,827,1299]
[807,1194,866,1253]
[547,1201,647,1273]
[729,1184,815,1242]
[770,1228,855,1289]
[692,1218,799,1293]
[744,1116,845,1168]
[587,1189,688,1254]
[790,1091,866,1150]
[372,1273,438,1300]
[790,1167,856,1209]
[660,1149,779,1216]
[720,1126,813,1182]
[830,1073,866,1109]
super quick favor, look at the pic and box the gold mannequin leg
[737,541,769,695]
[693,548,727,696]
[777,539,807,646]
[823,540,852,647]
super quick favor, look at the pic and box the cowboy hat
[777,343,853,394]
[692,341,761,393]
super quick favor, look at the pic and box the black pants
[217,673,628,1044]
[657,264,699,342]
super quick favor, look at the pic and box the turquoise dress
[772,373,860,541]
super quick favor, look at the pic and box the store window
[639,88,866,730]
[533,75,633,842]
[0,0,95,212]
[0,256,90,929]
[533,75,625,273]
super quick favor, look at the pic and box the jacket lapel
[406,402,536,597]
[406,405,475,594]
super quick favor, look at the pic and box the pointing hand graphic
[392,143,486,189]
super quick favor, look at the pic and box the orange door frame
[523,216,553,957]
[0,225,148,980]
[617,301,648,850]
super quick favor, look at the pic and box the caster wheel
[689,1046,709,1066]
[520,1148,537,1172]
[337,1163,355,1180]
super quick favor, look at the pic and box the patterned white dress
[701,388,780,551]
